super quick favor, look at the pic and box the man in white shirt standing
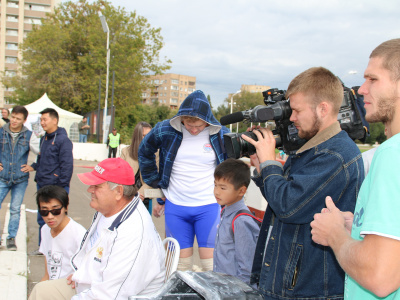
[29,158,166,300]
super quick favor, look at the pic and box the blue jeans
[37,185,69,245]
[0,180,29,240]
[79,134,87,143]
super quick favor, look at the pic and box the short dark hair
[214,158,250,190]
[36,185,69,211]
[11,105,28,120]
[40,108,59,121]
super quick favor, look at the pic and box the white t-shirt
[163,126,217,206]
[39,217,86,280]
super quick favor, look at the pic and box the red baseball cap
[78,158,135,185]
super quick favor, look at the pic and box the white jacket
[71,196,165,299]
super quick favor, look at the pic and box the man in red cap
[29,158,166,300]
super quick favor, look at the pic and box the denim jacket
[250,123,364,300]
[0,124,33,184]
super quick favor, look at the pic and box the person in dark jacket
[242,67,364,299]
[28,108,73,253]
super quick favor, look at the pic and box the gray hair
[107,182,138,199]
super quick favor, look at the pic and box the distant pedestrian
[0,106,39,250]
[2,108,10,123]
[78,117,90,143]
[107,128,120,158]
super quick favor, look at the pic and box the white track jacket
[70,196,165,299]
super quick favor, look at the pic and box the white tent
[24,93,82,142]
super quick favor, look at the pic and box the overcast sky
[78,0,400,107]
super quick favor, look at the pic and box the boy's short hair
[36,185,69,209]
[214,158,250,190]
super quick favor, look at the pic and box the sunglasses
[39,207,63,217]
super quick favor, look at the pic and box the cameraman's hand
[241,128,276,170]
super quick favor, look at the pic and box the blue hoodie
[138,90,229,189]
[32,127,73,188]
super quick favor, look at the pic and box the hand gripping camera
[221,86,367,159]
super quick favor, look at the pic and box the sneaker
[29,248,43,256]
[6,238,17,251]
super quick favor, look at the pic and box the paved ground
[0,153,200,299]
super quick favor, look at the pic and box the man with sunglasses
[29,158,165,300]
[0,105,39,251]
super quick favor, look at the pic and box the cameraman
[242,67,364,299]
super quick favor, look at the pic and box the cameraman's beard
[298,113,321,140]
[366,93,397,124]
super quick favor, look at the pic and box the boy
[213,158,260,285]
[37,185,86,281]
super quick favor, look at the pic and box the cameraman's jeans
[0,180,29,240]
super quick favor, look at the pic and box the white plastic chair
[163,237,180,282]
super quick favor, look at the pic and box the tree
[213,91,265,132]
[207,94,213,109]
[2,0,171,124]
[366,122,386,145]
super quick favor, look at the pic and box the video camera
[221,85,367,159]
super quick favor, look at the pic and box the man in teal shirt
[311,38,400,299]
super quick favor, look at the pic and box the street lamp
[99,14,110,144]
[230,90,241,132]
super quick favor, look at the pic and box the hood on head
[170,90,221,135]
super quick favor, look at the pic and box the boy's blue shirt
[213,199,260,285]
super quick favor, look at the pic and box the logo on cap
[94,165,105,174]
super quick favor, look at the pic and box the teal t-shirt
[345,133,400,300]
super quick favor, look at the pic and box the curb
[0,204,27,300]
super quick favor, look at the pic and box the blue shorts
[165,200,220,249]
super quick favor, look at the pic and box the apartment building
[0,0,60,107]
[142,73,196,109]
[240,84,271,94]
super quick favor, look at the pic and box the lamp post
[99,14,110,144]
[230,90,241,132]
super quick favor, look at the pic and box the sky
[72,0,400,107]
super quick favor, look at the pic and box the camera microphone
[220,112,245,126]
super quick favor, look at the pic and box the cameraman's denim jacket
[251,123,364,300]
[0,124,33,185]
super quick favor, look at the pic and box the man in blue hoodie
[139,90,229,272]
[29,108,73,252]
[0,106,39,250]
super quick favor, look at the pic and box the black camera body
[223,86,367,159]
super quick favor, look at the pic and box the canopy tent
[24,93,82,142]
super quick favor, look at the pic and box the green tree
[366,122,386,145]
[2,0,170,124]
[207,94,213,109]
[213,91,265,132]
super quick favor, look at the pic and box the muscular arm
[311,197,400,298]
[334,234,400,297]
